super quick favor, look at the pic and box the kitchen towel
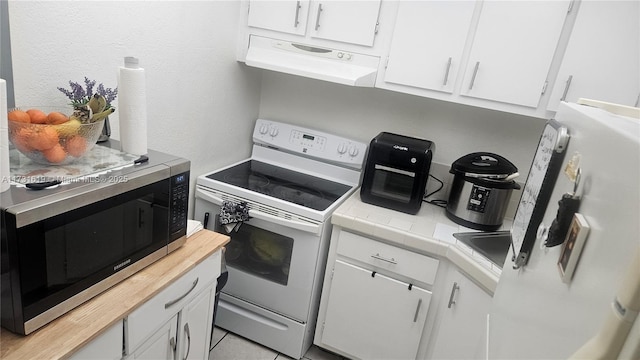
[1,79,10,192]
[117,57,148,156]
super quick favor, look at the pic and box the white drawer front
[336,231,439,285]
[127,251,221,352]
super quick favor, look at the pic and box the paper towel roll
[1,79,10,192]
[118,57,148,156]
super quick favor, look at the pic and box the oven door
[194,188,324,322]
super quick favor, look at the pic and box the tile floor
[209,327,347,360]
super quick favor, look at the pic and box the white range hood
[244,35,380,87]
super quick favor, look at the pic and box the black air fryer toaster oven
[360,132,435,214]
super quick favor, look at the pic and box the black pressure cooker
[446,152,520,231]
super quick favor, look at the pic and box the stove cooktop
[206,160,352,211]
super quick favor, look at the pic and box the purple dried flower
[58,77,118,108]
[84,77,96,98]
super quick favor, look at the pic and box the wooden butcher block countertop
[0,229,229,360]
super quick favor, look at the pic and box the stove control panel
[253,118,367,169]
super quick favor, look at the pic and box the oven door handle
[195,188,322,235]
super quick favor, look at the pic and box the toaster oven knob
[348,145,359,157]
[338,143,348,154]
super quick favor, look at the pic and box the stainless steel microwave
[1,148,190,335]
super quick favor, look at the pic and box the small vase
[97,116,111,142]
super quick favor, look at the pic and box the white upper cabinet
[460,1,570,108]
[384,1,477,94]
[245,0,381,47]
[547,1,640,111]
[247,0,309,36]
[308,1,381,47]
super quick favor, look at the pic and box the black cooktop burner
[206,160,352,211]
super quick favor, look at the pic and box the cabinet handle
[635,93,639,107]
[443,57,452,86]
[294,1,301,27]
[371,253,397,265]
[468,62,480,90]
[170,337,177,360]
[165,278,199,309]
[560,75,573,102]
[447,282,460,308]
[183,323,191,360]
[413,298,423,322]
[315,3,323,31]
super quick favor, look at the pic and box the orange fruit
[8,110,31,123]
[43,144,66,163]
[28,127,59,150]
[27,109,48,124]
[12,127,35,152]
[65,135,88,157]
[47,111,69,125]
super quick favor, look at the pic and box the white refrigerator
[488,101,640,359]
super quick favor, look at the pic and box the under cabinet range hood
[244,35,380,87]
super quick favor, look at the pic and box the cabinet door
[547,1,640,111]
[178,287,215,360]
[131,315,178,360]
[461,1,569,107]
[429,269,492,360]
[70,321,123,360]
[321,260,431,360]
[384,1,477,94]
[309,1,381,46]
[247,0,309,36]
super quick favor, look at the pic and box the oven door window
[370,165,415,203]
[215,216,293,286]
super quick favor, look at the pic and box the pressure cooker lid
[450,152,518,177]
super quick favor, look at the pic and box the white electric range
[194,119,367,359]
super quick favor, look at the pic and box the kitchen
[2,0,639,359]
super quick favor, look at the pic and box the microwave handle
[195,188,321,235]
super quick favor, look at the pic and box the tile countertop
[331,192,513,295]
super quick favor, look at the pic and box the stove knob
[348,145,359,157]
[269,127,279,137]
[259,124,269,135]
[337,143,348,154]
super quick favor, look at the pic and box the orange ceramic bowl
[7,107,104,165]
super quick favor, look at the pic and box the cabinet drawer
[336,231,439,286]
[126,251,221,352]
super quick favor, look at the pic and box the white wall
[8,0,261,214]
[258,71,547,177]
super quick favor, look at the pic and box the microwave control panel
[170,172,189,235]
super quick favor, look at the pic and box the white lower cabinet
[129,287,215,360]
[130,315,178,360]
[126,251,220,359]
[322,260,431,360]
[72,250,221,360]
[427,268,492,360]
[315,229,439,360]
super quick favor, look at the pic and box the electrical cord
[423,174,448,208]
